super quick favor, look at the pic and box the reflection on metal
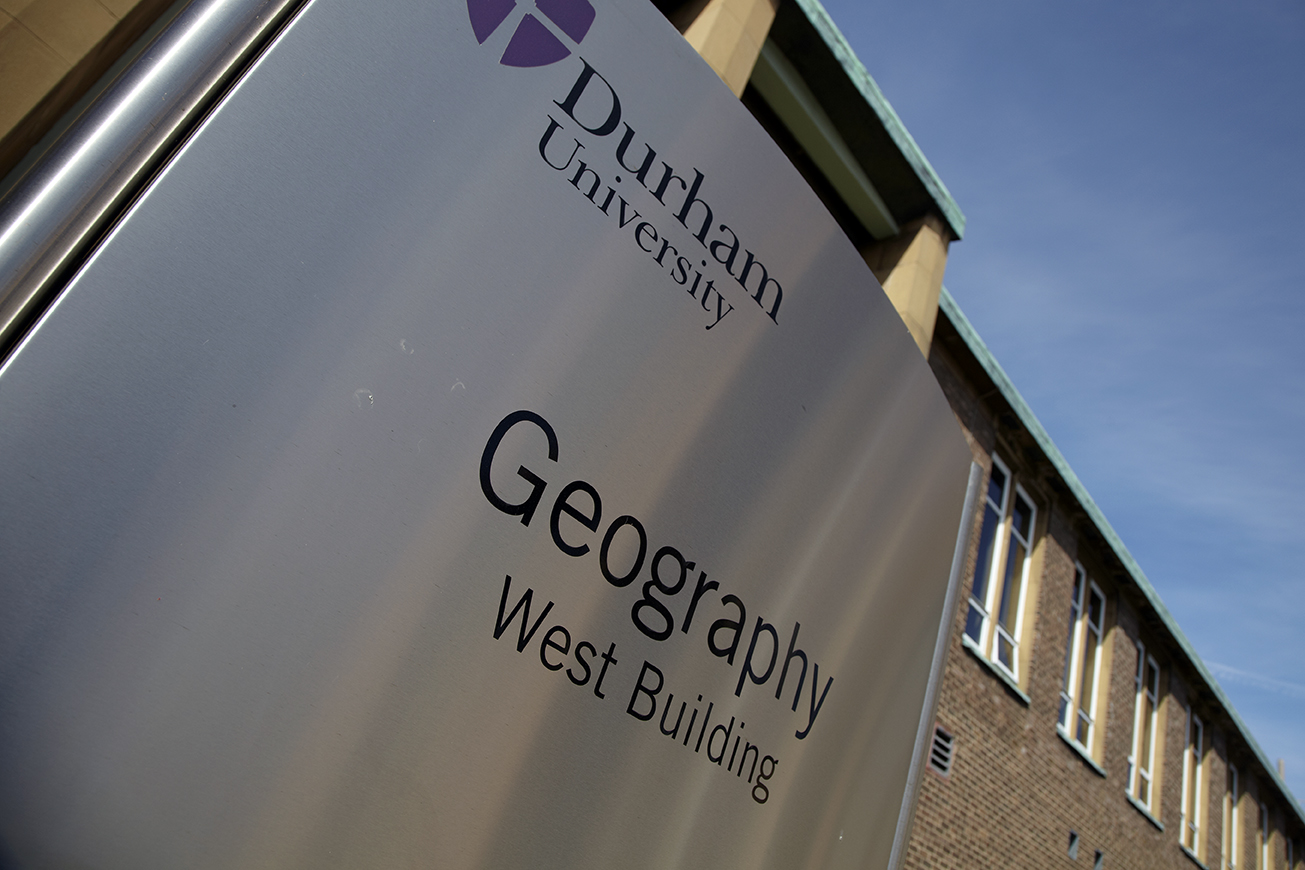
[0,0,308,358]
[888,460,981,870]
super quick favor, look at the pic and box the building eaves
[783,0,966,240]
[938,286,1304,825]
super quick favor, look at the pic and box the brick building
[664,3,1305,868]
[910,288,1305,870]
[2,0,1301,868]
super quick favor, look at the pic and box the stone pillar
[862,213,952,358]
[677,0,779,97]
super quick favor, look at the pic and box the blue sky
[819,0,1305,803]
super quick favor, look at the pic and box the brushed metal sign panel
[0,0,971,867]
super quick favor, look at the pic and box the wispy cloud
[1207,662,1305,701]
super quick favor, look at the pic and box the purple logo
[468,0,596,67]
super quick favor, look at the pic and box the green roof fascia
[791,0,966,241]
[938,286,1304,823]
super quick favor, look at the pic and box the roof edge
[790,0,966,240]
[938,286,1303,824]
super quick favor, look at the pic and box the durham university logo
[468,0,596,67]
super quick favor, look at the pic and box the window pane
[1231,768,1239,869]
[997,537,1026,631]
[1012,492,1033,540]
[1225,782,1235,870]
[1183,715,1202,849]
[1139,691,1155,780]
[1087,588,1104,631]
[1059,612,1077,729]
[1060,568,1086,730]
[1077,628,1098,730]
[997,632,1015,670]
[1059,623,1076,691]
[971,504,1000,606]
[964,603,985,642]
[988,464,1007,506]
[1261,803,1268,870]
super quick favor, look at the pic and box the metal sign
[0,0,972,866]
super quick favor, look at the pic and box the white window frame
[1128,641,1161,810]
[1225,765,1240,870]
[1181,707,1204,854]
[964,454,1037,681]
[1059,564,1105,753]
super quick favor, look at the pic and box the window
[1260,801,1269,870]
[1059,563,1105,752]
[1181,707,1204,854]
[1225,765,1240,870]
[965,455,1037,679]
[1127,642,1161,810]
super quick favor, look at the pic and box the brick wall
[902,336,1243,870]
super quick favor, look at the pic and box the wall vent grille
[928,724,955,776]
